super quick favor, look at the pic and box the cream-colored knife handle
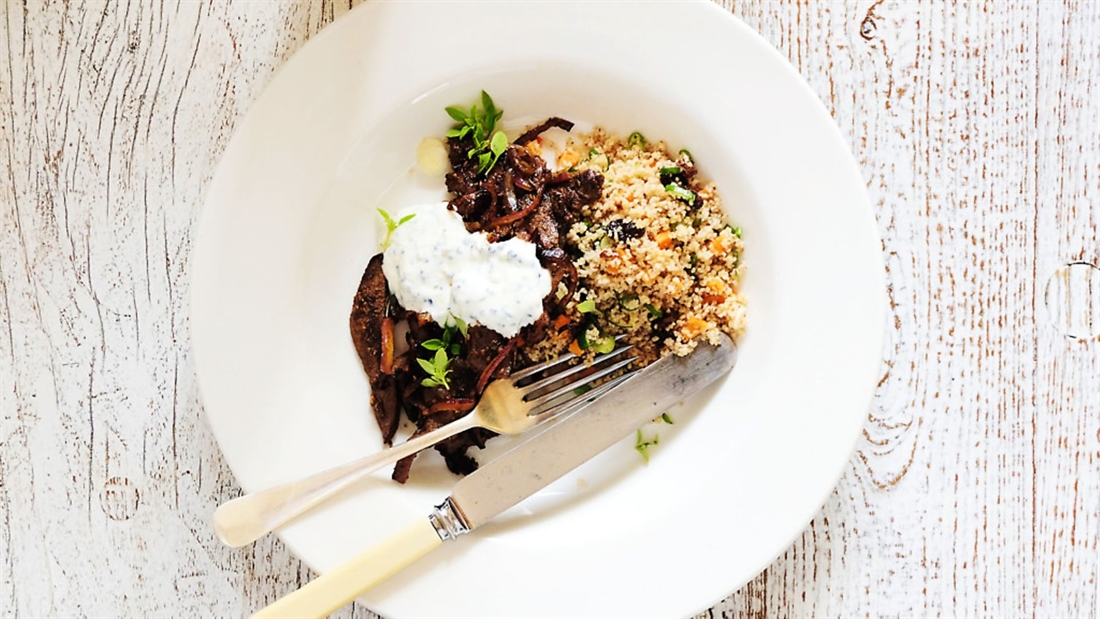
[214,415,477,547]
[252,518,442,619]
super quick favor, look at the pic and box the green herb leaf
[661,413,674,425]
[490,131,507,156]
[421,339,446,351]
[416,358,437,374]
[644,303,664,319]
[678,148,694,162]
[577,299,598,314]
[588,149,600,158]
[664,184,696,203]
[659,166,682,175]
[726,225,743,238]
[453,316,468,338]
[627,131,646,149]
[689,253,699,269]
[434,347,448,369]
[449,344,461,356]
[422,377,441,388]
[445,106,468,123]
[635,429,659,463]
[447,93,509,175]
[378,209,414,250]
[378,208,396,229]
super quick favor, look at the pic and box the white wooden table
[3,1,1099,616]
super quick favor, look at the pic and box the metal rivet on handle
[1043,261,1100,340]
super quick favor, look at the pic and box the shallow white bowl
[192,2,885,617]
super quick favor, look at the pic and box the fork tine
[524,356,637,410]
[509,334,629,381]
[519,344,634,395]
[530,369,638,421]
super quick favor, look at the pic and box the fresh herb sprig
[378,209,415,250]
[417,349,452,390]
[422,316,467,357]
[635,429,659,463]
[445,91,509,175]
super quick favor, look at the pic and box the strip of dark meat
[476,338,517,393]
[349,255,401,444]
[485,184,543,230]
[428,398,476,415]
[514,117,575,146]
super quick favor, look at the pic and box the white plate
[191,2,885,617]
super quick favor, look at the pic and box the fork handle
[214,415,478,547]
[251,517,441,619]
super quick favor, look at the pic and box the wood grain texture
[1,1,1097,617]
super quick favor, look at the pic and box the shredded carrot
[709,236,730,254]
[680,317,710,339]
[553,315,571,329]
[568,340,583,356]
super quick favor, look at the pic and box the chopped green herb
[378,209,415,250]
[726,224,743,238]
[588,149,601,159]
[449,344,461,356]
[661,413,674,425]
[417,348,452,389]
[664,184,696,203]
[635,429,659,463]
[577,299,599,314]
[421,339,446,351]
[591,335,616,354]
[689,254,699,269]
[627,131,646,149]
[678,148,694,162]
[644,303,664,319]
[659,166,682,175]
[618,293,640,311]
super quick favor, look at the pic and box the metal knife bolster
[428,335,736,539]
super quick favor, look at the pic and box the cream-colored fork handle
[251,518,442,619]
[214,414,478,547]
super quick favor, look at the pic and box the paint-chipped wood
[2,1,1097,617]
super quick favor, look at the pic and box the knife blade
[253,335,737,619]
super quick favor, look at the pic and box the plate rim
[191,2,886,616]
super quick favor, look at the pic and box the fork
[213,341,638,547]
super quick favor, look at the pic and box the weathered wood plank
[2,0,1098,617]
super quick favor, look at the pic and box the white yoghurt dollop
[382,202,551,338]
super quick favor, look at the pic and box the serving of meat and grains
[350,92,746,482]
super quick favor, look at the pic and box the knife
[252,335,736,619]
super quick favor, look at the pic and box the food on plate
[350,91,746,482]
